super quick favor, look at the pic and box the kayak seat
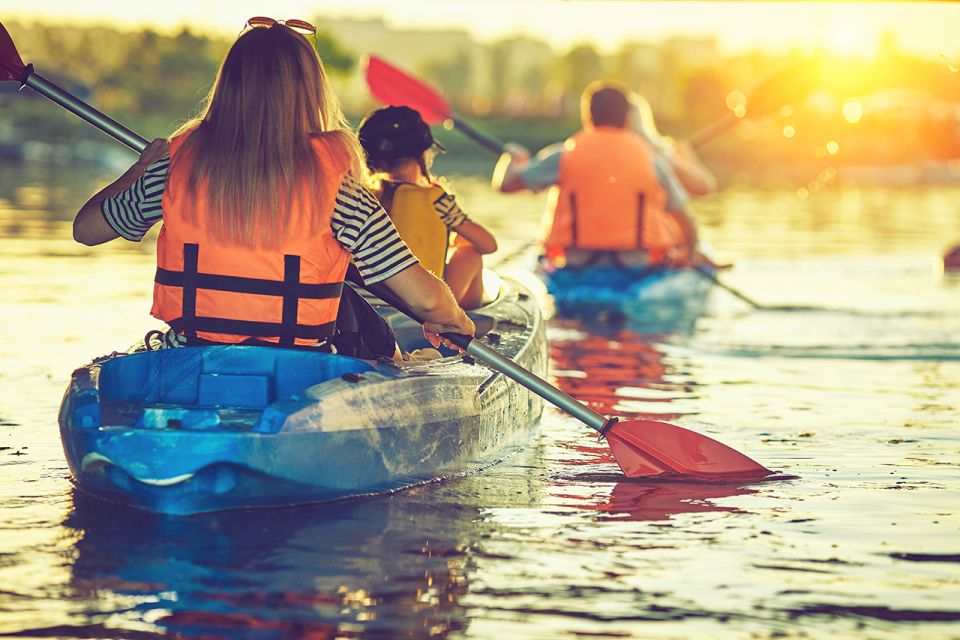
[98,346,375,413]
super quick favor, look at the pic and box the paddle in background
[0,22,148,153]
[365,53,819,156]
[688,60,833,311]
[364,55,507,155]
[1,19,770,481]
[347,268,771,481]
[688,59,820,148]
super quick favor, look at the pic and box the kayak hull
[58,275,546,515]
[539,263,713,325]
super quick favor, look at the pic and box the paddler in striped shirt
[71,17,475,357]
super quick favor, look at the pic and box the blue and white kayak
[58,274,546,515]
[539,262,714,323]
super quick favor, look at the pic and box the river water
[1,162,959,639]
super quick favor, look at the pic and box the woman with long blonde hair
[73,18,473,355]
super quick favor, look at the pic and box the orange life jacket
[543,127,684,261]
[151,132,351,346]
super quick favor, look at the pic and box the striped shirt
[432,190,469,229]
[101,155,418,284]
[375,180,470,229]
[356,183,469,307]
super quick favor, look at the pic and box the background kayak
[538,261,714,330]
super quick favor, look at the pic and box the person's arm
[667,140,717,197]
[652,156,698,264]
[380,265,476,347]
[494,143,565,195]
[433,191,498,255]
[73,138,170,245]
[454,220,497,255]
[654,155,690,215]
[628,99,716,198]
[491,143,531,193]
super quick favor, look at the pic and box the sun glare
[842,99,864,124]
[824,22,876,58]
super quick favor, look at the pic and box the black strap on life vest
[637,192,645,249]
[155,243,343,345]
[569,192,579,247]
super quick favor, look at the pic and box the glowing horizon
[1,1,958,61]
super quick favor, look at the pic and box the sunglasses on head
[244,16,317,37]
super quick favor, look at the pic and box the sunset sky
[2,1,958,60]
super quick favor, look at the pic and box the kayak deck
[59,275,546,515]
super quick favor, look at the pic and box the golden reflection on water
[2,165,960,637]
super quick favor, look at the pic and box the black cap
[358,106,446,163]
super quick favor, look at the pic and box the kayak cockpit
[71,347,378,434]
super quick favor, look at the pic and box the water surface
[1,164,959,638]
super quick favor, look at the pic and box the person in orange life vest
[491,81,699,269]
[71,18,474,354]
[358,106,498,309]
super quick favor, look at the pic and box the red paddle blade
[0,21,28,83]
[363,55,452,125]
[605,419,771,480]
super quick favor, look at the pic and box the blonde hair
[172,24,363,248]
[628,93,672,155]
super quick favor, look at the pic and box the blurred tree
[558,44,604,93]
[96,28,222,135]
[552,44,604,118]
[421,51,473,111]
[315,30,354,75]
[490,41,511,112]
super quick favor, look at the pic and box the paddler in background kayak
[358,106,498,309]
[71,17,475,356]
[628,93,717,199]
[491,81,700,269]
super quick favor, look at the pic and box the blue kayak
[58,274,546,515]
[539,262,714,324]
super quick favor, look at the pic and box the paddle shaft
[693,265,765,309]
[688,112,739,149]
[450,116,505,155]
[457,338,608,432]
[351,274,610,433]
[687,62,817,149]
[21,66,148,153]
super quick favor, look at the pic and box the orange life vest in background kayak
[151,132,351,346]
[543,127,683,259]
[376,181,450,278]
